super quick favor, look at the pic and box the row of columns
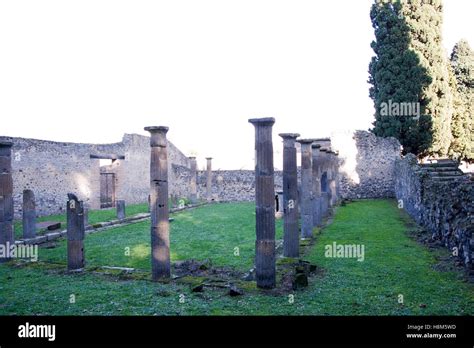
[187,156,213,204]
[1,123,340,290]
[250,119,341,289]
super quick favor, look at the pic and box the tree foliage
[369,0,455,157]
[449,39,473,161]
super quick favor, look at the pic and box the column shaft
[0,142,14,263]
[249,118,276,289]
[298,140,314,239]
[279,133,300,258]
[145,126,171,280]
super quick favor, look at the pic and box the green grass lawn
[14,203,150,239]
[1,200,472,315]
[38,202,284,271]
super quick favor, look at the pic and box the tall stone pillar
[311,144,322,227]
[145,126,171,281]
[279,133,300,258]
[249,117,276,289]
[297,139,314,239]
[0,142,14,263]
[206,157,213,201]
[22,189,36,239]
[334,151,341,201]
[319,149,330,217]
[67,193,85,271]
[189,156,198,204]
[329,151,338,206]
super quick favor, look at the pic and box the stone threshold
[15,201,211,246]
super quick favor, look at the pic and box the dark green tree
[369,0,453,157]
[449,39,473,161]
[368,0,432,155]
[402,0,453,157]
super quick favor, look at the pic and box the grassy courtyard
[0,200,472,315]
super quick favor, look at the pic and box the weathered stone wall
[192,131,401,202]
[394,154,473,269]
[196,170,284,202]
[0,134,191,219]
[0,130,403,219]
[331,130,401,199]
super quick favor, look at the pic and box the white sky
[1,0,472,170]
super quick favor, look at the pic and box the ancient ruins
[0,118,472,290]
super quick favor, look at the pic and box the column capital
[248,117,275,126]
[0,141,13,148]
[188,156,196,160]
[205,157,213,161]
[297,138,316,145]
[145,126,168,147]
[144,126,169,134]
[279,133,300,139]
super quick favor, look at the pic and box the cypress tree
[369,0,454,157]
[449,39,473,161]
[402,0,453,157]
[369,0,432,155]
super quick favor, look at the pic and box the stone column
[319,149,330,217]
[116,199,126,220]
[206,157,213,201]
[0,142,14,263]
[22,189,36,239]
[311,144,322,227]
[275,190,284,214]
[249,117,276,289]
[334,151,341,203]
[83,207,89,227]
[145,126,171,281]
[189,156,198,204]
[297,139,314,239]
[328,151,337,206]
[279,133,300,258]
[67,193,85,271]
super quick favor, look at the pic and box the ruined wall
[192,130,401,202]
[196,170,284,202]
[1,130,403,219]
[331,130,401,199]
[394,154,473,269]
[0,134,190,219]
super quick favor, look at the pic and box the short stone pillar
[249,117,276,289]
[145,126,171,281]
[279,133,300,258]
[311,144,322,227]
[189,156,198,204]
[116,199,126,220]
[22,189,36,239]
[206,157,213,201]
[67,193,85,271]
[0,142,14,263]
[297,139,314,239]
